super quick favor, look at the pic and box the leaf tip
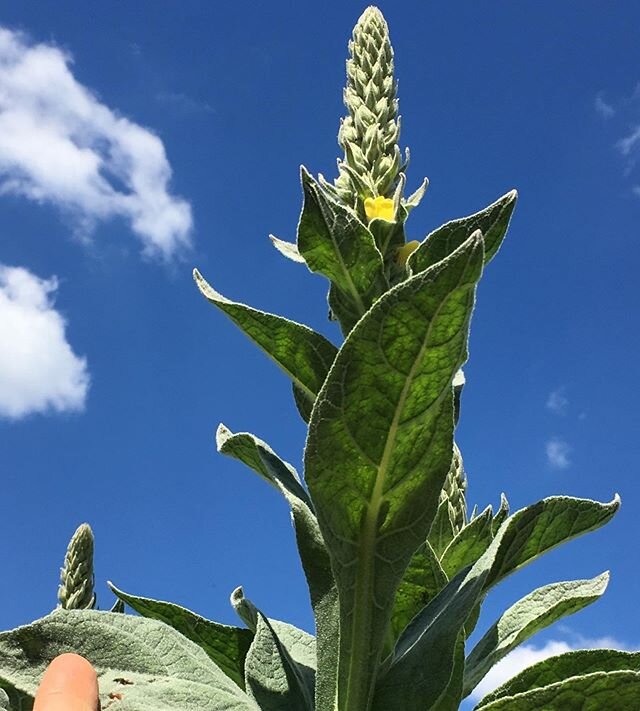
[230,585,245,611]
[216,422,233,450]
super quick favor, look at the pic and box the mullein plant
[0,7,637,710]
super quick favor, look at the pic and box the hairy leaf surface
[409,190,517,274]
[476,649,640,707]
[216,425,312,509]
[108,583,252,690]
[440,505,494,579]
[305,231,485,710]
[0,609,258,710]
[194,269,337,402]
[389,542,447,644]
[244,608,314,710]
[374,525,510,710]
[428,498,457,557]
[485,495,620,590]
[217,427,339,710]
[476,670,640,710]
[297,167,387,332]
[464,572,610,695]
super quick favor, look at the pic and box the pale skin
[33,654,99,711]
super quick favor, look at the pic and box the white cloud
[0,27,192,259]
[617,126,640,157]
[546,437,571,469]
[546,387,568,415]
[0,264,89,419]
[470,636,634,702]
[595,93,615,119]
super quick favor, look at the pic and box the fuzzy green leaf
[270,234,307,263]
[368,212,406,268]
[305,231,485,710]
[108,583,253,690]
[297,167,387,332]
[492,494,510,534]
[293,382,314,423]
[216,428,339,710]
[194,269,337,402]
[440,505,494,579]
[476,649,640,707]
[0,682,30,711]
[374,526,510,711]
[485,495,620,590]
[430,632,465,711]
[476,670,640,710]
[464,572,610,696]
[0,609,258,710]
[428,498,457,557]
[243,606,315,710]
[409,190,517,275]
[216,424,312,509]
[389,542,448,644]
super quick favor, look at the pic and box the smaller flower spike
[57,523,96,610]
[441,444,468,534]
[334,6,402,206]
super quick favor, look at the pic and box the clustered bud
[57,523,96,610]
[334,6,402,206]
[441,444,468,534]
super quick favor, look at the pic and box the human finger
[33,653,99,711]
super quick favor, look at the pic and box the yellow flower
[396,240,420,267]
[364,196,394,222]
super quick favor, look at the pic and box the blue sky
[0,1,638,701]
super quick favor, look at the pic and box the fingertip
[34,653,98,711]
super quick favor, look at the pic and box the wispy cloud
[546,437,571,469]
[0,27,192,259]
[598,84,640,198]
[546,387,568,415]
[469,636,634,703]
[595,92,615,119]
[617,126,640,157]
[156,90,214,115]
[0,264,89,419]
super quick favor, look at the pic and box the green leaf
[269,234,307,263]
[403,177,429,213]
[110,598,125,613]
[305,230,485,710]
[430,631,465,711]
[233,590,314,710]
[476,649,640,707]
[389,542,447,645]
[440,506,494,579]
[0,609,258,710]
[428,498,457,557]
[293,382,314,423]
[485,495,620,590]
[373,526,510,711]
[194,268,337,403]
[217,428,339,711]
[475,670,640,710]
[0,681,30,711]
[368,209,407,268]
[216,424,312,509]
[297,167,387,332]
[492,493,510,534]
[245,615,314,711]
[108,583,253,690]
[464,572,610,696]
[408,190,517,275]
